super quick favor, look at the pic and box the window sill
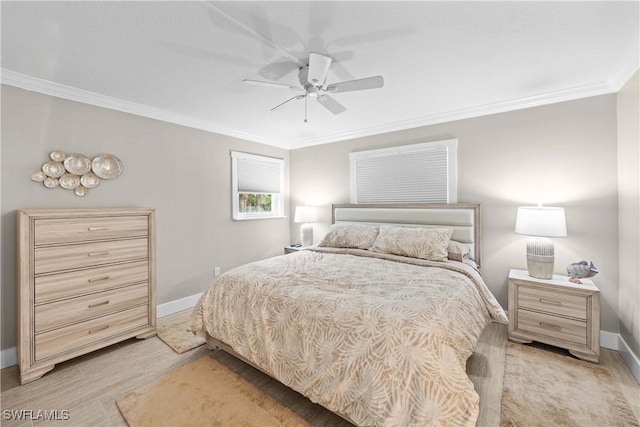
[233,215,287,221]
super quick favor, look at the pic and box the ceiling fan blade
[242,79,302,91]
[325,76,384,93]
[271,95,305,111]
[317,94,346,115]
[308,52,332,86]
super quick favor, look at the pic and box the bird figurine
[567,261,598,284]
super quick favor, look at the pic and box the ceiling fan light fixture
[306,85,320,97]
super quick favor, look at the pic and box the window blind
[350,139,457,204]
[233,152,283,194]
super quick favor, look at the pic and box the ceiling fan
[243,52,384,122]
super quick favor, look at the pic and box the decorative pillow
[318,224,380,249]
[371,225,453,261]
[448,240,472,262]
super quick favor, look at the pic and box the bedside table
[508,268,600,362]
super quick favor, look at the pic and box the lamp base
[300,223,313,247]
[526,239,554,280]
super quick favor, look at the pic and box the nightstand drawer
[35,283,149,333]
[34,216,149,245]
[34,238,148,274]
[35,305,149,361]
[517,309,587,345]
[518,284,587,319]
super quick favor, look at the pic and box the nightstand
[508,268,600,363]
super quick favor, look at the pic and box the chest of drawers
[507,268,600,363]
[16,208,156,384]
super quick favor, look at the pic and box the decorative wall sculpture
[31,151,123,197]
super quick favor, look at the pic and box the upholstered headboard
[332,203,481,267]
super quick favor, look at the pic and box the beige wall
[1,83,629,353]
[617,70,640,356]
[1,85,290,350]
[290,94,621,333]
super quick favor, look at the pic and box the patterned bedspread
[190,248,507,427]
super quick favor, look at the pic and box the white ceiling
[2,1,638,149]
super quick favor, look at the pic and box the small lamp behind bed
[294,206,318,247]
[515,205,567,279]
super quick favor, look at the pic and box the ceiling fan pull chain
[304,95,308,123]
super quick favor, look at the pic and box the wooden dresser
[508,268,600,363]
[16,208,156,384]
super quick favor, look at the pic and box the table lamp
[515,206,567,279]
[294,206,318,247]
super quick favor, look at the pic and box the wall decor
[91,154,124,179]
[31,151,123,197]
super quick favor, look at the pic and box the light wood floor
[1,323,638,427]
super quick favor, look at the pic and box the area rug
[156,310,205,354]
[117,356,311,427]
[119,342,638,427]
[501,342,639,427]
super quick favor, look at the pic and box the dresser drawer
[35,283,149,333]
[517,284,587,320]
[35,260,149,303]
[34,216,148,245]
[34,238,148,275]
[35,305,149,361]
[517,309,587,345]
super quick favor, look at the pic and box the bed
[190,203,507,426]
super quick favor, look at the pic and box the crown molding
[1,69,618,151]
[607,56,640,92]
[0,69,288,149]
[288,80,617,149]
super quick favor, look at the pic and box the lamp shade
[294,206,318,223]
[515,206,567,237]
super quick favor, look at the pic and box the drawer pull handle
[539,322,562,331]
[539,298,562,306]
[88,300,110,308]
[88,275,110,283]
[88,227,109,231]
[88,325,109,334]
[88,251,109,257]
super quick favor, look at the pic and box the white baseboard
[600,330,620,350]
[1,347,17,369]
[618,334,640,383]
[156,292,202,318]
[0,292,204,369]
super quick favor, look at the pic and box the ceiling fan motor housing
[297,66,321,96]
[298,66,321,88]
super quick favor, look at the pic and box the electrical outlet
[214,267,220,277]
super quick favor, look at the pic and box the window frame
[231,151,285,220]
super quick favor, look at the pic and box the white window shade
[350,139,457,204]
[236,154,283,194]
[231,151,285,220]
